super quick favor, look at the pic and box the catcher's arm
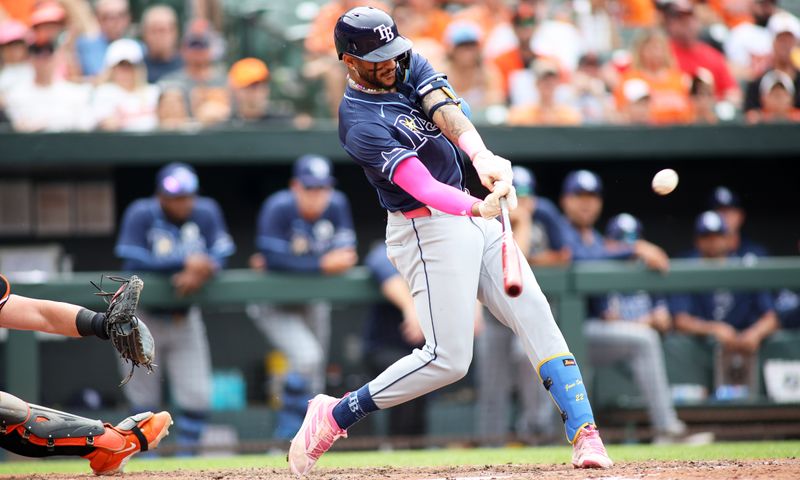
[91,275,156,386]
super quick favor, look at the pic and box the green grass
[0,441,797,475]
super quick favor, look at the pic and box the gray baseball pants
[585,320,683,433]
[367,208,569,408]
[119,306,211,413]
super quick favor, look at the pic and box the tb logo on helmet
[373,24,394,42]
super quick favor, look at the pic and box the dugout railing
[5,257,800,407]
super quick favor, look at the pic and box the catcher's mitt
[92,275,155,386]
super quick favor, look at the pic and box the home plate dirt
[7,459,800,480]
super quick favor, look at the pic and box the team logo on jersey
[291,234,310,255]
[373,24,394,42]
[313,219,335,244]
[153,235,174,257]
[394,113,441,150]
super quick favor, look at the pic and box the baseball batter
[288,7,613,475]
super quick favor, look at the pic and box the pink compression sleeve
[393,156,482,217]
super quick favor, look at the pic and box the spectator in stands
[453,0,516,63]
[477,166,568,447]
[161,19,229,127]
[4,40,93,132]
[586,213,712,444]
[572,53,615,124]
[391,0,451,44]
[156,85,194,131]
[304,0,387,118]
[620,78,654,124]
[92,39,159,132]
[141,5,183,83]
[744,13,800,122]
[247,155,357,440]
[362,242,428,438]
[226,57,296,128]
[115,162,235,455]
[559,169,669,268]
[0,0,36,25]
[574,0,620,58]
[722,0,773,83]
[507,60,582,126]
[709,186,768,258]
[755,69,800,122]
[29,1,66,45]
[529,3,585,72]
[618,0,658,28]
[493,1,540,102]
[664,0,741,107]
[75,0,132,78]
[0,20,33,98]
[442,21,505,122]
[616,29,693,125]
[670,211,779,399]
[690,67,720,124]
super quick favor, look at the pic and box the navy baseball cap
[293,154,335,188]
[695,210,728,236]
[562,170,603,196]
[606,213,643,243]
[709,186,741,209]
[512,166,536,197]
[156,162,199,196]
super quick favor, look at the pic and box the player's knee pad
[537,353,595,443]
[1,395,107,456]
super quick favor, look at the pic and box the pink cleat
[288,394,347,476]
[572,425,614,469]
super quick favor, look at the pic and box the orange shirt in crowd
[0,0,36,24]
[618,0,657,27]
[506,104,582,126]
[493,48,525,97]
[402,8,451,43]
[707,0,753,28]
[304,1,388,56]
[615,69,693,125]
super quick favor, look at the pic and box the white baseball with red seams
[652,169,679,195]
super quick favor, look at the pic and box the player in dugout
[0,274,171,475]
[289,7,613,475]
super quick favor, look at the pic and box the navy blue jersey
[669,251,774,330]
[115,197,235,272]
[338,53,467,212]
[363,243,419,352]
[592,292,668,321]
[532,196,566,251]
[737,237,768,258]
[775,289,800,329]
[560,220,635,261]
[256,189,356,273]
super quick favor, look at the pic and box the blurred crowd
[2,0,800,132]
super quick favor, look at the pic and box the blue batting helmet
[334,6,412,62]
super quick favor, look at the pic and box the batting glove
[472,151,513,192]
[478,181,516,219]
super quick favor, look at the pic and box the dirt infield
[7,459,800,480]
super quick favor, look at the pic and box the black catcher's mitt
[92,275,155,385]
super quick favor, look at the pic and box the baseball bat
[499,197,523,297]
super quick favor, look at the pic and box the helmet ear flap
[395,50,412,86]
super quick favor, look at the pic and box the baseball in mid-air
[652,168,679,195]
